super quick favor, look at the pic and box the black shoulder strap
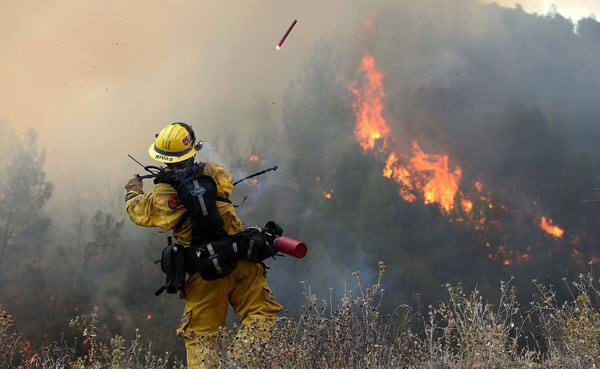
[190,163,232,204]
[173,196,231,232]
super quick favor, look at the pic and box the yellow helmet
[148,122,202,163]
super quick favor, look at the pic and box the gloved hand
[125,175,143,192]
[264,220,283,236]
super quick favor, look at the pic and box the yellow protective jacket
[125,162,243,245]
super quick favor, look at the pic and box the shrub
[3,264,600,368]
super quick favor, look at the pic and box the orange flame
[347,47,536,265]
[383,140,462,213]
[348,53,389,151]
[539,217,564,238]
[349,51,465,214]
[490,245,530,265]
[322,189,334,199]
[461,198,474,213]
[249,155,260,162]
[348,34,574,266]
[147,314,152,320]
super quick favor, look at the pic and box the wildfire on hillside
[347,42,575,266]
[348,50,488,222]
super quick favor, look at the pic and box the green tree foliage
[82,211,125,269]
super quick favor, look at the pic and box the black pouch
[155,243,187,296]
[232,228,278,263]
[185,238,239,281]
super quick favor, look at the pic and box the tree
[0,123,53,271]
[282,40,355,188]
[82,211,124,269]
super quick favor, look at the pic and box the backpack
[153,163,237,295]
[152,163,281,296]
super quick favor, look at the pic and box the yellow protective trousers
[176,260,283,368]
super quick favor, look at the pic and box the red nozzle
[275,236,307,258]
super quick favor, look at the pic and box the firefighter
[124,122,283,368]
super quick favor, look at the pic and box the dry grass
[2,263,600,368]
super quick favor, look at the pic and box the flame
[539,217,564,238]
[517,252,530,263]
[349,51,465,214]
[348,53,389,151]
[348,47,535,265]
[322,189,334,199]
[249,155,260,162]
[490,245,530,265]
[250,178,258,185]
[383,140,462,213]
[348,26,576,266]
[147,314,152,320]
[461,198,474,213]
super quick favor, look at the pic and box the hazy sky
[1,0,362,188]
[479,0,600,20]
[0,0,598,205]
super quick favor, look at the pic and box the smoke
[2,0,597,203]
[1,0,378,199]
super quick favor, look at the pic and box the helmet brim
[148,143,198,163]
